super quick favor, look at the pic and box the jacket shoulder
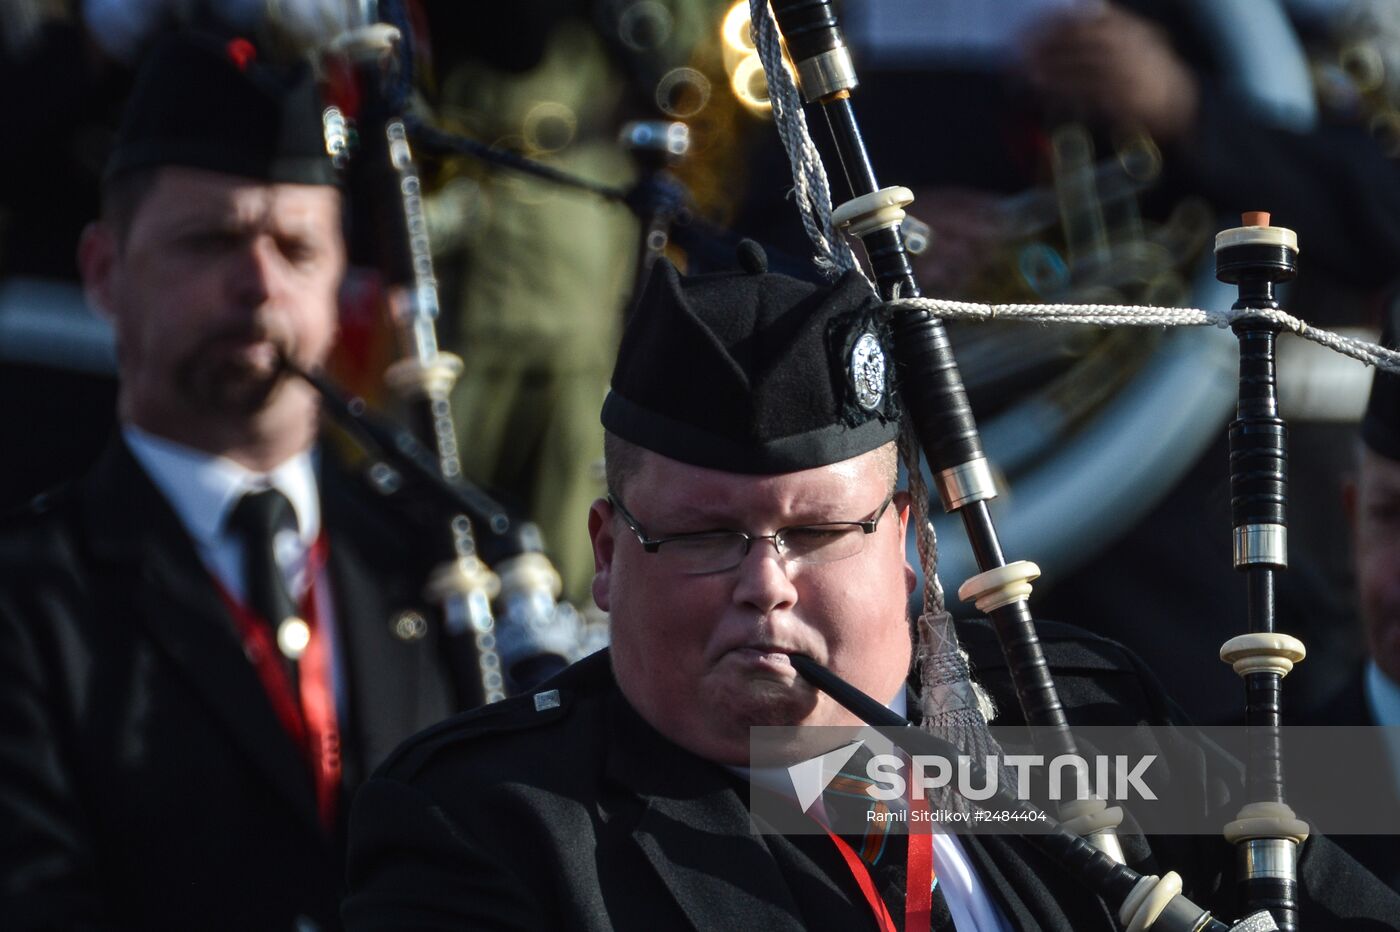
[375,650,616,785]
[0,485,85,578]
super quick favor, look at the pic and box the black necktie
[228,488,301,691]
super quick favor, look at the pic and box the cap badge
[850,331,886,411]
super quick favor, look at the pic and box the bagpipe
[275,8,576,706]
[743,0,1362,928]
[258,2,1392,924]
[263,0,719,704]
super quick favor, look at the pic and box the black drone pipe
[1214,216,1308,932]
[283,358,509,534]
[764,0,1097,842]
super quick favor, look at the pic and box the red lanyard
[906,793,934,931]
[216,535,342,829]
[822,781,934,931]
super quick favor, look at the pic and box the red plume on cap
[225,37,257,71]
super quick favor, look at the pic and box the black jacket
[344,626,1400,930]
[0,439,464,930]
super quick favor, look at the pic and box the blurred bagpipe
[245,0,758,702]
[248,2,614,703]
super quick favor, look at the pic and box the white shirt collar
[123,425,322,603]
[1364,659,1400,728]
[123,424,320,548]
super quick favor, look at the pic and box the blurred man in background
[1291,310,1400,891]
[0,32,466,930]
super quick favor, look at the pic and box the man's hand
[1023,4,1200,144]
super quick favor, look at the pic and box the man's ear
[894,490,912,529]
[894,490,916,597]
[588,497,617,612]
[77,221,118,320]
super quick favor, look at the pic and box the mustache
[186,322,297,374]
[196,321,280,347]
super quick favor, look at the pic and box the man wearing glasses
[344,243,1398,930]
[599,478,906,770]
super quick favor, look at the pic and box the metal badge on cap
[849,331,886,411]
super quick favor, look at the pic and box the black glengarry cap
[603,241,900,473]
[106,32,337,186]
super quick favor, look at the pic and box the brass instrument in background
[951,126,1216,426]
[1312,0,1400,156]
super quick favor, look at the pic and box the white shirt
[123,426,345,710]
[123,425,321,604]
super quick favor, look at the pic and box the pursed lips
[719,643,814,671]
[708,614,817,668]
[735,644,792,658]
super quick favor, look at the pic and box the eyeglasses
[609,492,896,576]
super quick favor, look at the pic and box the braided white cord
[748,0,863,279]
[888,297,1400,373]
